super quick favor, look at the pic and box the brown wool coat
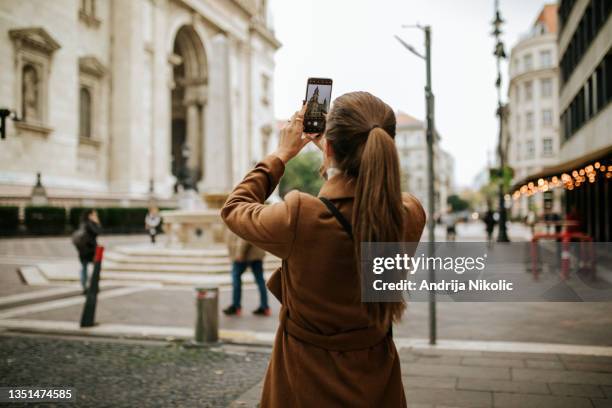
[221,155,426,407]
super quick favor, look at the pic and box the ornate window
[79,87,92,139]
[78,56,106,143]
[525,111,534,130]
[541,78,553,98]
[542,109,553,127]
[525,140,535,159]
[542,138,554,157]
[524,81,533,101]
[79,0,100,27]
[9,27,60,135]
[539,50,552,68]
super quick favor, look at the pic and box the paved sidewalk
[399,347,612,408]
[3,285,612,346]
[231,347,612,408]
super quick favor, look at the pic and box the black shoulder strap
[319,197,392,338]
[319,197,353,239]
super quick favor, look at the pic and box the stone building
[512,0,611,241]
[507,4,561,217]
[395,111,455,218]
[0,0,280,208]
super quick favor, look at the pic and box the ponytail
[324,91,407,325]
[353,127,406,324]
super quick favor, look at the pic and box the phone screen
[304,78,332,133]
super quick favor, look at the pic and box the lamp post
[492,0,510,242]
[395,25,437,345]
[0,108,19,140]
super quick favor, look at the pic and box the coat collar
[318,172,356,200]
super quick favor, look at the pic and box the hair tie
[369,124,380,132]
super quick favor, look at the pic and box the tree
[447,194,470,212]
[279,151,324,197]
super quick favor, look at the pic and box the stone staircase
[97,245,282,286]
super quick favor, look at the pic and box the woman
[145,206,162,244]
[75,209,101,293]
[221,92,425,406]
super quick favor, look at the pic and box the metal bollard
[80,246,104,328]
[194,286,218,343]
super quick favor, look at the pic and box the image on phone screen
[304,78,332,132]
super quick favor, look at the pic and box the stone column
[186,102,200,172]
[109,0,147,195]
[201,33,232,194]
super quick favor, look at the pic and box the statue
[22,65,40,122]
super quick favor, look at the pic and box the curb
[1,318,612,357]
[0,319,276,346]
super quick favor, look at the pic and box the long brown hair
[325,91,406,324]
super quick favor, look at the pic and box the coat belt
[279,307,390,352]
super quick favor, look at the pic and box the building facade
[0,0,279,208]
[395,112,455,218]
[512,0,611,241]
[507,4,562,217]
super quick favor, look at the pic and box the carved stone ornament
[79,56,106,77]
[9,27,61,55]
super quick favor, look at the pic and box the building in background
[0,0,280,208]
[395,111,455,218]
[512,0,611,241]
[507,4,561,218]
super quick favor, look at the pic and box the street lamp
[492,0,510,242]
[395,25,437,345]
[0,108,20,140]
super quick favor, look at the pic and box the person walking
[222,92,425,407]
[72,209,101,294]
[223,232,270,316]
[442,211,457,241]
[483,206,497,245]
[145,206,162,244]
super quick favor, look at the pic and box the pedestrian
[483,205,497,245]
[71,209,101,294]
[222,92,426,407]
[223,232,270,316]
[526,209,537,235]
[442,211,457,241]
[145,206,162,244]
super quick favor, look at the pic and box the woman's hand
[304,133,324,152]
[303,112,326,152]
[273,103,310,164]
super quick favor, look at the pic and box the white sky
[270,0,553,188]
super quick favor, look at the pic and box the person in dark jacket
[483,206,497,245]
[75,209,101,293]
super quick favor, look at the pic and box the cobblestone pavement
[0,334,270,408]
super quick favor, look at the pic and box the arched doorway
[170,25,207,187]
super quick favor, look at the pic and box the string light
[512,160,610,198]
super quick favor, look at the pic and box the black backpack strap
[319,197,353,239]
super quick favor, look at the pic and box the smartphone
[304,77,333,133]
